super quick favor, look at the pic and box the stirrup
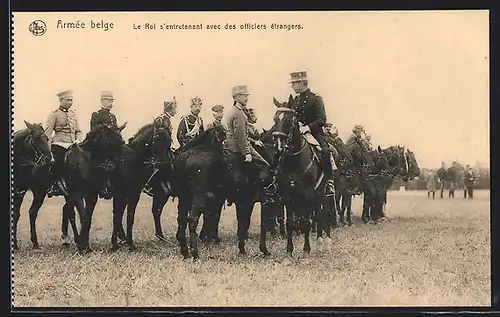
[142,186,154,197]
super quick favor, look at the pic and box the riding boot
[322,153,335,197]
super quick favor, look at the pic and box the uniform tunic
[90,108,118,130]
[177,113,204,147]
[226,102,251,155]
[44,107,82,148]
[292,89,327,138]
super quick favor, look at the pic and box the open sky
[12,10,489,168]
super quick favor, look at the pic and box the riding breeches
[50,144,67,181]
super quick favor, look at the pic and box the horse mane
[177,128,215,153]
[13,129,29,144]
[128,123,154,146]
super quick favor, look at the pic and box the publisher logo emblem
[29,20,47,36]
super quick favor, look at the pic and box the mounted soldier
[89,90,123,199]
[44,90,83,197]
[289,70,335,196]
[142,98,177,197]
[247,108,265,148]
[346,124,367,149]
[206,104,227,133]
[225,85,277,205]
[177,96,204,147]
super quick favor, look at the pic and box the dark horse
[12,121,53,250]
[63,123,126,253]
[272,95,333,256]
[109,119,174,251]
[172,124,227,259]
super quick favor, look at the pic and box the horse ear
[378,145,382,152]
[118,122,127,132]
[272,97,281,108]
[24,120,33,130]
[288,94,294,107]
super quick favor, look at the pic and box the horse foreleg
[188,196,204,260]
[259,203,271,256]
[61,201,78,246]
[152,192,169,242]
[125,192,141,251]
[361,192,370,224]
[302,209,312,254]
[28,188,47,249]
[336,192,344,225]
[285,203,294,256]
[12,192,24,250]
[176,196,190,259]
[79,193,98,253]
[345,194,353,226]
[111,196,126,251]
[236,200,253,255]
[278,204,286,238]
[211,197,224,244]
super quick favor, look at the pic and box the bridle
[18,129,51,168]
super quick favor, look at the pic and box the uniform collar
[188,112,199,118]
[163,112,172,119]
[59,106,69,113]
[100,108,110,112]
[234,101,245,111]
[299,88,311,96]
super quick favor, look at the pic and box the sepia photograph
[11,10,490,307]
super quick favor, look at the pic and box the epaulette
[52,109,59,113]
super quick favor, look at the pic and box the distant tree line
[389,162,490,191]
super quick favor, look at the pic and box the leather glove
[299,124,310,134]
[245,154,252,162]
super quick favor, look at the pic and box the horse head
[84,123,126,159]
[272,94,298,153]
[405,148,420,180]
[22,120,52,166]
[382,145,407,179]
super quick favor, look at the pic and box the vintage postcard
[11,10,490,308]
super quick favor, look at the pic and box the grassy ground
[12,190,491,307]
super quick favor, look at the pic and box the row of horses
[12,95,420,260]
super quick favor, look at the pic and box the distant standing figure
[426,171,436,199]
[447,161,458,198]
[177,96,204,147]
[464,165,476,199]
[436,162,447,198]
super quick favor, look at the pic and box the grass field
[12,190,491,307]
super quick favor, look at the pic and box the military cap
[353,124,364,133]
[57,90,73,99]
[289,70,308,83]
[191,96,203,106]
[164,98,177,112]
[232,85,249,97]
[101,90,115,100]
[211,104,224,112]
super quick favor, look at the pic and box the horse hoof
[156,235,167,243]
[110,245,119,252]
[192,254,199,261]
[13,244,19,251]
[32,243,41,250]
[238,250,246,256]
[213,237,221,244]
[128,245,137,252]
[261,250,271,257]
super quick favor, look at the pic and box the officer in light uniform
[177,96,205,147]
[346,124,366,149]
[225,85,276,205]
[44,90,83,197]
[143,98,177,197]
[90,90,119,130]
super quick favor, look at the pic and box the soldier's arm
[199,118,204,132]
[112,114,119,129]
[73,113,83,142]
[90,112,99,131]
[308,96,327,134]
[44,112,56,144]
[176,117,187,145]
[233,111,251,155]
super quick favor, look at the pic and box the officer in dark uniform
[464,165,476,199]
[90,91,119,130]
[143,98,177,197]
[447,161,458,198]
[289,70,335,196]
[177,96,205,147]
[206,104,227,132]
[89,91,122,199]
